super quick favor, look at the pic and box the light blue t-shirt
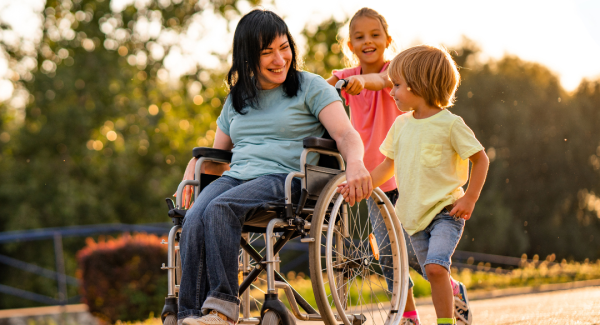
[216,71,341,180]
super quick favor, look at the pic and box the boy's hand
[336,182,350,201]
[451,150,488,220]
[344,76,365,95]
[449,195,476,220]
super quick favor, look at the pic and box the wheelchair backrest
[301,132,344,200]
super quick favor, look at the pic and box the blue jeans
[369,190,423,291]
[178,174,300,321]
[410,210,465,281]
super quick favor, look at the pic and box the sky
[1,0,600,102]
[273,0,600,92]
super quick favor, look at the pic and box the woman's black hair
[227,9,302,114]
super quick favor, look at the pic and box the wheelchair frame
[161,137,409,325]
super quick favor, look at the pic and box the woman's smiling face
[256,34,292,90]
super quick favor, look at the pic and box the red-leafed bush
[77,233,168,323]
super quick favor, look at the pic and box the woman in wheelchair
[176,9,373,325]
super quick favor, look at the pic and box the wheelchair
[160,136,410,325]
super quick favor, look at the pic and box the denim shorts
[409,209,464,281]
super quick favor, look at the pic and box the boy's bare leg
[425,264,453,318]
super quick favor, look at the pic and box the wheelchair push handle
[335,78,360,96]
[165,198,175,211]
[335,79,348,96]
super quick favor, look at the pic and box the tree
[0,0,257,309]
[451,45,600,260]
[301,19,346,78]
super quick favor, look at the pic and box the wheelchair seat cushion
[241,200,316,232]
[242,202,289,229]
[174,200,316,233]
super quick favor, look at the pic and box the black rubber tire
[175,249,182,286]
[163,315,177,325]
[261,310,281,325]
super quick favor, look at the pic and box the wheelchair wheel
[163,315,177,325]
[309,173,409,325]
[261,311,280,325]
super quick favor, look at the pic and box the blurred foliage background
[0,0,599,310]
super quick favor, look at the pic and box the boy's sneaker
[400,317,420,325]
[454,281,472,325]
[182,310,234,325]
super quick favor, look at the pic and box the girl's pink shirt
[333,62,403,192]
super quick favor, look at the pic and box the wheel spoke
[366,268,391,322]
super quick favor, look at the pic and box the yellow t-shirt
[380,109,484,235]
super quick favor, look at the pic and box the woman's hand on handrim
[343,160,373,206]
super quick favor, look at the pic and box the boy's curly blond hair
[388,45,460,108]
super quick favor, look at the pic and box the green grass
[412,256,600,297]
[456,257,600,291]
[114,313,162,325]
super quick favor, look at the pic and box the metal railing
[0,223,171,305]
[0,222,537,305]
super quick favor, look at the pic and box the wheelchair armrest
[168,209,187,218]
[192,147,233,162]
[303,137,338,152]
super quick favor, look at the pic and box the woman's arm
[204,127,233,175]
[326,75,339,86]
[180,127,233,208]
[318,101,372,206]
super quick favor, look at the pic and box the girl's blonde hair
[388,45,461,108]
[340,7,397,67]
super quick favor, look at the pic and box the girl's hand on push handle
[343,76,365,95]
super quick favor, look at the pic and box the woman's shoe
[182,310,234,325]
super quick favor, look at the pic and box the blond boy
[339,45,489,325]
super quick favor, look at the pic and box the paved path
[1,286,598,325]
[294,286,600,325]
[415,286,600,324]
